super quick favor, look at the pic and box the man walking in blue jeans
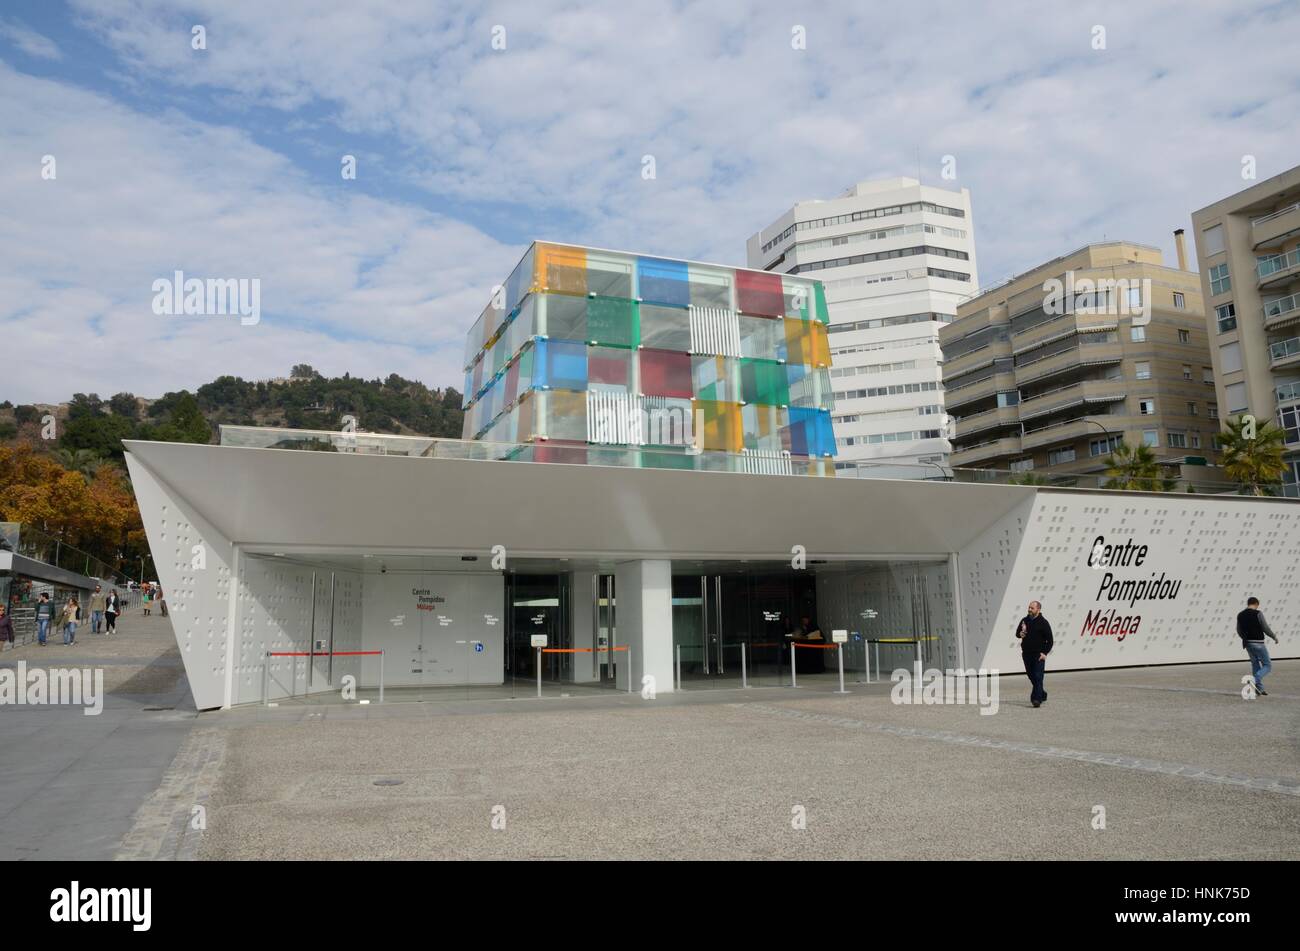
[1237,596,1280,696]
[1016,600,1053,708]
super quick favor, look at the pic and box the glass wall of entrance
[670,558,955,691]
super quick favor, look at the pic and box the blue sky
[3,0,1299,403]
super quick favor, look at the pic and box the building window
[1048,447,1077,466]
[1178,329,1191,344]
[1139,399,1156,415]
[1135,361,1151,380]
[1009,458,1034,472]
[1215,302,1236,333]
[1182,365,1192,380]
[1191,433,1201,449]
[1225,382,1247,414]
[1220,341,1243,374]
[1130,325,1146,342]
[1173,292,1185,309]
[1212,434,1223,451]
[1142,429,1159,447]
[1209,263,1231,296]
[1168,431,1188,449]
[1187,401,1197,415]
[1203,366,1215,385]
[1208,404,1218,419]
[1276,404,1298,444]
[1090,435,1123,456]
[1202,224,1225,256]
[997,390,1020,407]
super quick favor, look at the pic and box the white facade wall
[747,177,979,469]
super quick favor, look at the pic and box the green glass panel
[741,358,790,405]
[814,283,829,324]
[587,296,638,348]
[638,449,697,471]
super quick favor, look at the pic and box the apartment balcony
[1263,294,1300,332]
[1269,336,1300,370]
[942,345,1009,381]
[1018,378,1128,422]
[951,435,1022,467]
[1013,342,1123,387]
[1020,415,1111,452]
[1278,380,1300,406]
[1012,313,1118,351]
[1257,247,1300,290]
[1252,202,1300,250]
[944,370,1017,411]
[954,404,1020,439]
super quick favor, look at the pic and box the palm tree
[1218,416,1287,496]
[1007,472,1052,486]
[1103,441,1176,492]
[50,447,105,483]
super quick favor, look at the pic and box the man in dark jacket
[1016,600,1053,708]
[1237,597,1280,696]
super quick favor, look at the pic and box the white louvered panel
[689,306,741,357]
[739,450,794,475]
[587,391,642,444]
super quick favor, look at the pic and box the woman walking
[0,604,14,651]
[105,589,120,635]
[142,585,152,616]
[61,597,80,646]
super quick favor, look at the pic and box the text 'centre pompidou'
[461,242,837,476]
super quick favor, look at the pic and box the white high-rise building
[746,177,979,472]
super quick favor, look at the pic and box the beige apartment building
[939,242,1222,482]
[1190,164,1300,497]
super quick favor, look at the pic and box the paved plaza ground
[2,613,1297,859]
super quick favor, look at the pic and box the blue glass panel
[637,257,690,308]
[787,407,837,457]
[536,338,588,391]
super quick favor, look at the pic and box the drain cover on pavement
[373,779,404,786]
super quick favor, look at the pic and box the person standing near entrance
[1237,596,1280,696]
[35,593,53,646]
[90,584,106,634]
[1015,600,1053,708]
[105,588,120,635]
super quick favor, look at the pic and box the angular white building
[746,178,979,473]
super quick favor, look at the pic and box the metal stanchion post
[262,652,269,706]
[873,641,880,684]
[626,647,633,694]
[741,642,748,689]
[915,638,922,668]
[379,650,385,704]
[675,644,681,692]
[536,648,542,699]
[791,645,798,689]
[836,644,847,694]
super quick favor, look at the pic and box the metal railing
[1264,294,1300,322]
[1251,202,1300,226]
[1257,247,1300,279]
[1269,337,1300,364]
[0,522,133,586]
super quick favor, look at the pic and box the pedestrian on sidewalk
[1015,599,1053,708]
[0,605,14,650]
[142,585,152,616]
[35,592,53,646]
[90,584,106,634]
[60,597,79,646]
[1237,596,1281,696]
[105,589,119,635]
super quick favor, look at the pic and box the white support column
[613,559,674,695]
[570,571,599,683]
[222,543,241,710]
[950,552,967,671]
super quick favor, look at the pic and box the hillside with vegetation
[0,365,464,580]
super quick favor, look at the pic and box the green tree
[51,446,106,482]
[109,392,139,418]
[1218,416,1287,495]
[1103,442,1177,492]
[143,392,212,444]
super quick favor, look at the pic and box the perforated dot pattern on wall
[967,495,1300,673]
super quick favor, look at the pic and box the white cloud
[0,18,62,60]
[65,0,1300,286]
[0,62,517,403]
